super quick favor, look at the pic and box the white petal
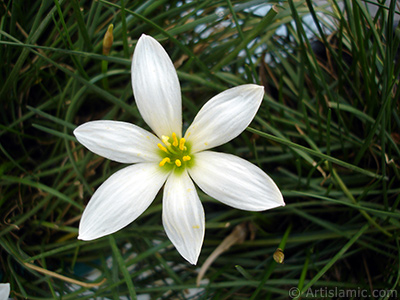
[185,84,264,153]
[74,120,161,164]
[78,163,169,240]
[189,151,284,211]
[0,283,10,300]
[131,34,182,138]
[162,171,205,265]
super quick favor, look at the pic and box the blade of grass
[70,0,92,51]
[0,0,65,100]
[109,235,137,300]
[247,126,386,180]
[250,223,292,300]
[212,5,278,72]
[297,223,369,298]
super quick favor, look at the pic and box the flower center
[157,132,192,169]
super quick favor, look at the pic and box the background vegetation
[1,0,399,299]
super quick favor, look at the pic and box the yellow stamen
[157,143,168,153]
[159,157,170,167]
[175,159,182,167]
[172,132,179,147]
[179,138,186,151]
[182,155,191,161]
[161,136,171,147]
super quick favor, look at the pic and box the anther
[172,132,179,147]
[179,138,186,151]
[157,143,168,153]
[175,159,182,167]
[182,155,191,161]
[159,157,171,167]
[161,136,171,147]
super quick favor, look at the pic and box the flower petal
[74,120,161,164]
[162,170,205,265]
[189,151,284,211]
[131,34,182,138]
[185,84,264,153]
[78,163,169,240]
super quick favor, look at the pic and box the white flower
[0,283,10,300]
[74,34,284,265]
